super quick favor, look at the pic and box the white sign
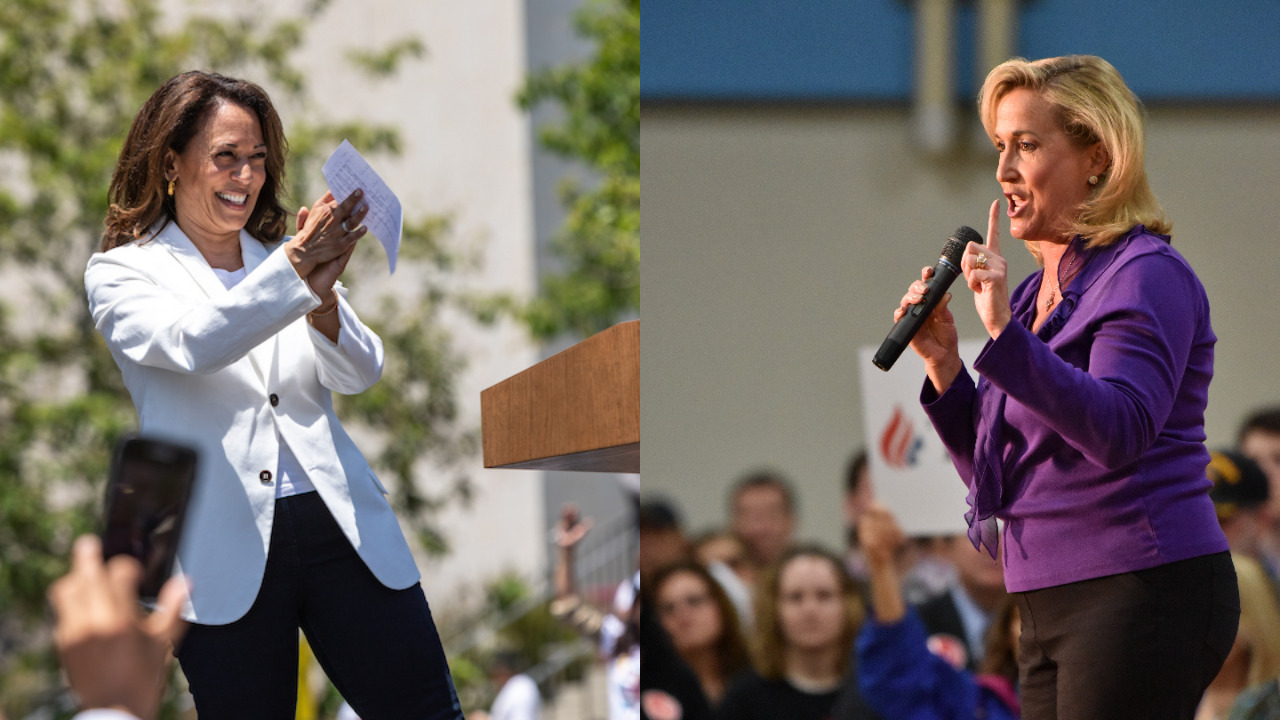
[857,340,985,536]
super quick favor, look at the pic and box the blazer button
[260,470,273,484]
[269,393,279,407]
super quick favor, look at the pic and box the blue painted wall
[641,0,1280,101]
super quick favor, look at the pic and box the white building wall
[165,0,550,601]
[641,104,1280,551]
[298,0,548,600]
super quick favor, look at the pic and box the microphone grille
[940,238,966,265]
[942,226,982,264]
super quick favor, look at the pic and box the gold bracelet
[308,300,338,318]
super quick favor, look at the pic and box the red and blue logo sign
[879,405,923,468]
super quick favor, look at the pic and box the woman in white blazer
[85,71,463,719]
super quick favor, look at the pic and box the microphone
[872,226,982,371]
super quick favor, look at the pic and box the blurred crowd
[44,406,1280,720]
[626,406,1280,720]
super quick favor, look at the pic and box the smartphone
[101,435,198,602]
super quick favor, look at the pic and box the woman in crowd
[651,560,752,709]
[716,545,877,720]
[895,54,1238,718]
[691,529,756,630]
[86,71,461,719]
[692,529,754,588]
[856,503,1020,719]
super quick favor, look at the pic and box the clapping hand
[288,189,369,304]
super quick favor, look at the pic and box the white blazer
[85,222,420,624]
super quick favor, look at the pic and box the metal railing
[443,510,636,720]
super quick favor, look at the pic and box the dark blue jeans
[175,492,463,719]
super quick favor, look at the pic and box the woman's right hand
[285,189,369,282]
[896,270,962,392]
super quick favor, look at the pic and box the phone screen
[102,436,198,602]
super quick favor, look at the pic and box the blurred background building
[641,0,1280,552]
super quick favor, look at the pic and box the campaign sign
[857,340,984,536]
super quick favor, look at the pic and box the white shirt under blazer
[85,222,420,624]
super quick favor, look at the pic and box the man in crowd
[728,470,796,573]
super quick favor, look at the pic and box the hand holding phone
[102,436,198,602]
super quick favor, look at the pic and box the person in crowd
[49,535,188,720]
[842,452,956,605]
[86,71,461,718]
[898,536,958,607]
[692,529,754,589]
[895,54,1237,717]
[843,450,876,584]
[716,545,878,720]
[915,534,1007,671]
[471,651,541,720]
[691,529,756,630]
[856,504,1020,720]
[1222,679,1280,720]
[1208,450,1277,584]
[639,497,692,589]
[651,560,753,709]
[1238,408,1280,582]
[551,504,641,720]
[641,601,713,720]
[1195,554,1280,720]
[729,470,798,573]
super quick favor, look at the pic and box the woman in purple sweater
[894,55,1238,718]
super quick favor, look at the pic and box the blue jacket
[857,609,1018,720]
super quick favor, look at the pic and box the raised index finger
[986,199,1002,256]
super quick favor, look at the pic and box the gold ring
[975,252,988,269]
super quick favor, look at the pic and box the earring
[1088,175,1099,186]
[168,179,175,196]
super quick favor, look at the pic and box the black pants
[1014,551,1239,720]
[175,492,464,720]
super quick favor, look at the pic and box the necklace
[786,670,841,694]
[1045,251,1080,312]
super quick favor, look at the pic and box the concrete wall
[159,0,556,601]
[641,103,1280,551]
[293,0,556,599]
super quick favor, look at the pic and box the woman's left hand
[964,200,1013,339]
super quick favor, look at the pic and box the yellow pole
[296,636,317,720]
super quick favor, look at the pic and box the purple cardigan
[922,226,1228,592]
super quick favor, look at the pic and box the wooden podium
[480,320,639,473]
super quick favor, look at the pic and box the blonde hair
[979,55,1170,258]
[1234,553,1280,686]
[751,545,864,681]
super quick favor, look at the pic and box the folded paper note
[322,140,403,273]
